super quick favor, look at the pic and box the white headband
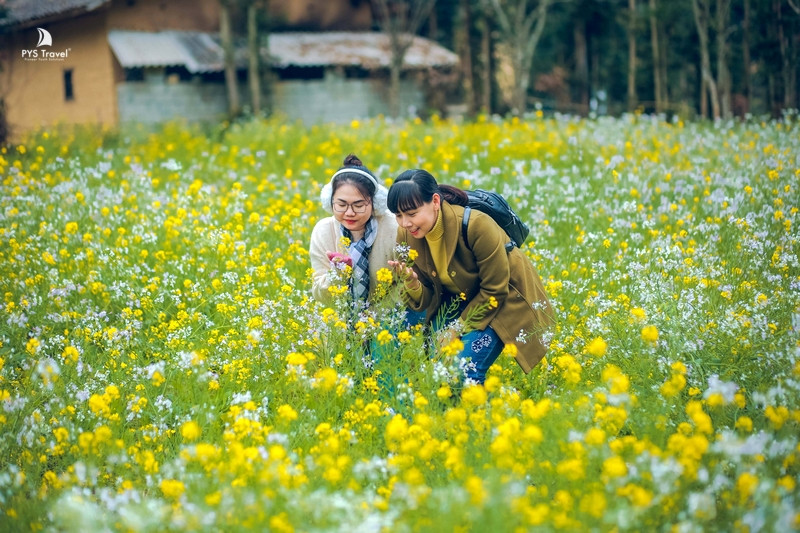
[320,167,390,216]
[330,167,379,187]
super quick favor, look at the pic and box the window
[63,69,74,101]
[276,66,325,81]
[125,68,144,82]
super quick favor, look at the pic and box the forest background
[215,0,800,121]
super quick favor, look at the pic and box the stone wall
[117,71,426,124]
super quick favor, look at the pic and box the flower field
[1,113,798,532]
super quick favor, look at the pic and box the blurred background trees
[223,0,798,119]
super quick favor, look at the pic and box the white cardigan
[309,214,399,304]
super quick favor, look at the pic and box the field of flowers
[0,112,798,532]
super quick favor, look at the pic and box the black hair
[387,169,468,213]
[330,154,377,200]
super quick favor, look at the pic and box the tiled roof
[0,0,109,27]
[108,30,459,73]
[269,32,459,69]
[108,30,238,73]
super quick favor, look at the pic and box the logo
[22,27,71,61]
[36,28,53,47]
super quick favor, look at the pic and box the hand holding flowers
[326,251,353,267]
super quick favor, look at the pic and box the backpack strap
[462,206,472,251]
[463,206,516,254]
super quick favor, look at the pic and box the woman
[387,169,553,383]
[309,155,398,309]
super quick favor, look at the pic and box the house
[0,0,459,138]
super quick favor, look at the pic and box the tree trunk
[372,0,435,118]
[700,73,708,118]
[692,0,720,118]
[459,0,476,114]
[574,18,589,112]
[247,2,261,115]
[741,0,751,114]
[512,38,527,114]
[389,52,403,118]
[479,10,492,113]
[659,20,669,110]
[715,0,732,118]
[777,0,798,109]
[649,0,662,113]
[489,0,551,116]
[627,0,638,111]
[220,0,239,117]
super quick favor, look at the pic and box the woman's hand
[327,251,353,267]
[388,260,419,289]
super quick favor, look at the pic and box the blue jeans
[414,294,505,384]
[458,327,503,384]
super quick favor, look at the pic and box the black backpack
[461,189,530,253]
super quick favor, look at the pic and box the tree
[648,0,669,113]
[715,0,732,117]
[487,0,553,115]
[372,0,436,118]
[457,0,477,114]
[247,1,262,115]
[626,0,638,111]
[691,0,720,118]
[220,0,240,117]
[776,0,798,109]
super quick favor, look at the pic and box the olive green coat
[397,202,554,373]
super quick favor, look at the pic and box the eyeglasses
[332,200,371,214]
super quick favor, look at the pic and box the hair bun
[343,153,363,167]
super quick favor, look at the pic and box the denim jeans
[457,326,503,384]
[421,294,505,384]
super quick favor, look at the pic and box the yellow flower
[269,512,295,533]
[286,352,308,366]
[159,479,185,501]
[376,268,393,284]
[585,427,606,446]
[630,307,646,321]
[465,475,487,506]
[440,338,464,357]
[736,472,758,503]
[397,331,412,344]
[641,325,659,344]
[602,364,629,394]
[660,373,686,397]
[735,416,753,432]
[578,491,607,519]
[61,346,79,364]
[408,249,418,261]
[765,405,789,429]
[151,371,165,387]
[181,421,202,441]
[461,385,487,407]
[376,330,393,345]
[585,336,607,357]
[277,404,298,423]
[501,343,518,358]
[436,384,452,400]
[313,368,339,391]
[602,456,627,478]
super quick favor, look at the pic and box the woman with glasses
[309,154,398,308]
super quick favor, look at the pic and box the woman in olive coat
[387,169,553,383]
